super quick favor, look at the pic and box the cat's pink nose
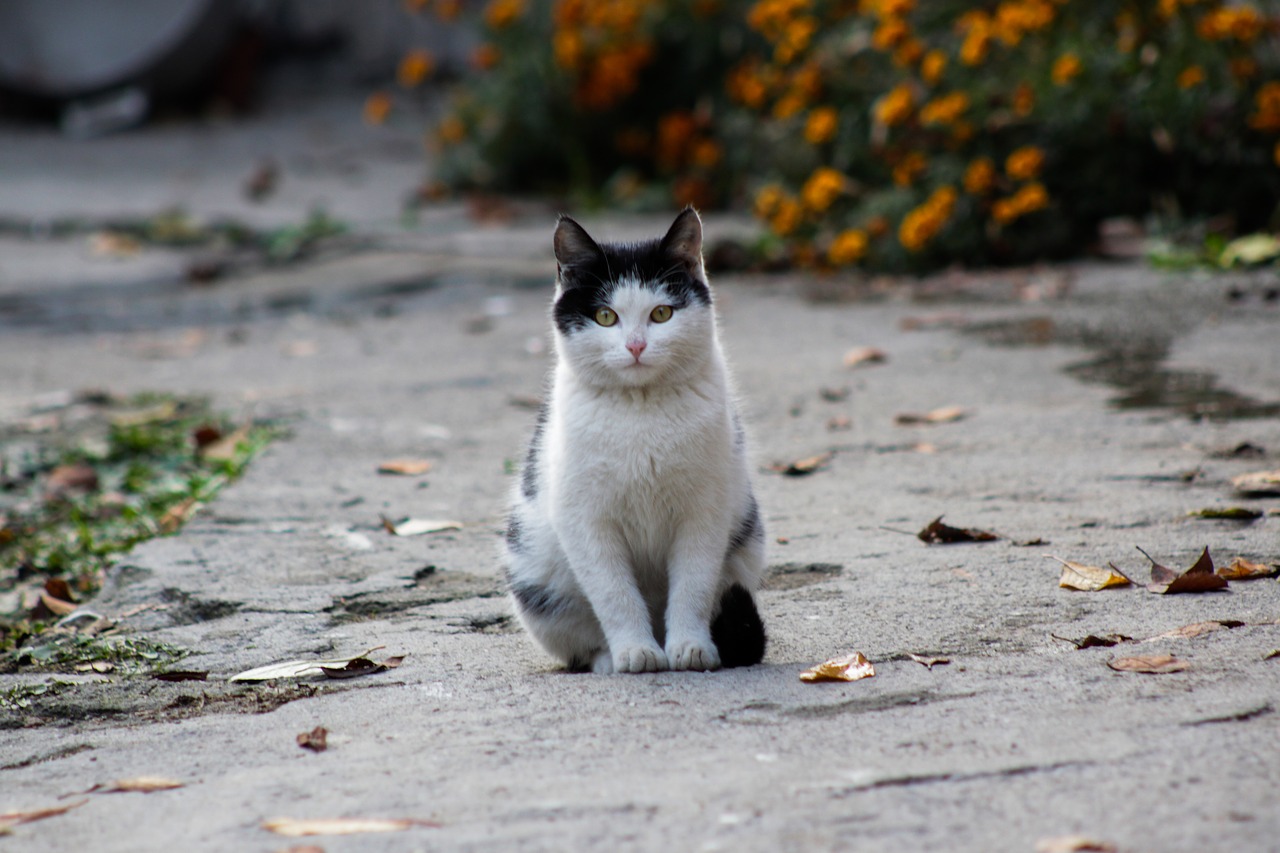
[627,339,646,359]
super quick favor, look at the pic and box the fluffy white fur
[505,211,764,673]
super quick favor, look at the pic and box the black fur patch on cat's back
[554,238,711,335]
[711,584,766,668]
[520,403,548,499]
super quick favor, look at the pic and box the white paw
[591,651,615,674]
[612,645,669,673]
[666,638,721,672]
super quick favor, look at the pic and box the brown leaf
[1035,836,1118,853]
[1148,620,1244,641]
[1048,556,1132,591]
[1051,633,1133,649]
[151,671,208,682]
[377,459,433,476]
[800,651,876,683]
[0,800,88,832]
[1107,654,1189,674]
[1140,546,1228,594]
[1231,469,1280,496]
[1187,507,1262,521]
[191,424,223,448]
[88,776,184,794]
[262,817,438,837]
[842,346,887,368]
[917,516,998,544]
[46,462,99,497]
[771,452,833,477]
[1217,558,1278,580]
[200,425,251,462]
[1265,650,1280,661]
[899,312,968,331]
[826,416,852,432]
[36,592,78,617]
[158,497,199,534]
[895,405,968,426]
[321,658,383,679]
[297,726,328,752]
[907,653,950,669]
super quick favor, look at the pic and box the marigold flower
[484,0,524,28]
[919,91,969,126]
[874,83,914,127]
[920,50,946,85]
[398,50,436,88]
[800,167,846,212]
[363,92,392,125]
[898,186,955,252]
[893,38,925,68]
[727,62,769,108]
[828,229,869,265]
[435,0,461,20]
[1012,83,1035,117]
[1177,66,1205,89]
[1051,53,1082,85]
[553,30,583,70]
[804,107,839,144]
[1247,82,1280,132]
[992,182,1049,224]
[691,139,723,169]
[770,198,804,235]
[753,184,786,218]
[963,157,996,195]
[892,152,926,187]
[1006,146,1045,180]
[872,18,910,51]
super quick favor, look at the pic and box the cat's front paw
[666,638,721,672]
[612,644,669,673]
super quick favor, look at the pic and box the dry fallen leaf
[88,777,184,794]
[1187,507,1262,521]
[1048,556,1132,591]
[89,231,142,258]
[1218,558,1278,580]
[1147,620,1244,641]
[297,726,328,752]
[1107,654,1189,674]
[1051,633,1133,649]
[800,651,876,683]
[319,654,405,680]
[917,516,998,544]
[1265,650,1280,661]
[383,518,463,537]
[771,452,833,477]
[1035,836,1118,853]
[842,346,888,368]
[200,425,251,462]
[230,647,389,682]
[0,800,87,833]
[151,671,208,682]
[1231,469,1280,496]
[907,653,950,670]
[894,405,968,426]
[36,591,78,617]
[158,497,199,534]
[45,462,99,497]
[263,817,438,837]
[1139,546,1228,594]
[377,459,433,476]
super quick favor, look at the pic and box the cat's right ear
[553,216,604,273]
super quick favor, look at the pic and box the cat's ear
[554,216,604,271]
[659,206,704,276]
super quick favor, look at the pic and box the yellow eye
[650,305,673,323]
[594,307,618,326]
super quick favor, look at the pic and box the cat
[504,207,767,674]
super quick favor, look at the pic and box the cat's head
[551,208,715,389]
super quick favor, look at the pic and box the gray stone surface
[0,92,1278,853]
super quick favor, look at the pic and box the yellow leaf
[1217,558,1277,580]
[1047,556,1132,591]
[263,817,436,837]
[800,651,875,683]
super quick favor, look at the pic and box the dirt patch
[326,568,502,623]
[763,562,844,590]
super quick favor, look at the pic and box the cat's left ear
[659,206,705,278]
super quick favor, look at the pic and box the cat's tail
[710,584,766,668]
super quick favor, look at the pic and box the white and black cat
[505,208,766,674]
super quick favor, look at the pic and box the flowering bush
[386,0,1280,271]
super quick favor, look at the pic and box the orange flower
[874,83,914,127]
[827,229,869,265]
[770,197,804,235]
[691,139,723,169]
[804,107,839,144]
[920,50,947,85]
[553,30,583,70]
[1052,53,1082,85]
[963,157,996,194]
[657,112,698,169]
[398,50,436,88]
[892,152,927,187]
[753,184,786,218]
[919,91,969,126]
[435,0,461,20]
[484,0,525,28]
[898,185,956,251]
[872,18,910,51]
[800,167,846,212]
[1012,83,1035,117]
[992,182,1049,224]
[1177,66,1205,89]
[363,92,392,125]
[727,62,768,109]
[1005,146,1045,180]
[1247,82,1280,131]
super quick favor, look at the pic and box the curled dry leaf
[917,516,998,544]
[1218,558,1278,580]
[230,647,388,682]
[771,452,833,477]
[1231,469,1280,496]
[382,517,463,537]
[1265,650,1280,661]
[297,726,328,752]
[1051,633,1133,649]
[1187,507,1262,521]
[800,651,875,683]
[1147,620,1244,641]
[158,497,199,534]
[1035,836,1118,853]
[90,777,184,794]
[894,405,968,426]
[1139,546,1228,594]
[907,653,950,670]
[263,817,438,837]
[199,425,251,462]
[843,346,887,368]
[1048,556,1132,591]
[377,459,432,476]
[1107,654,1189,674]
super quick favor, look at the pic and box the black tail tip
[711,584,766,668]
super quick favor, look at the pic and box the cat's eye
[594,307,618,326]
[650,305,674,323]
